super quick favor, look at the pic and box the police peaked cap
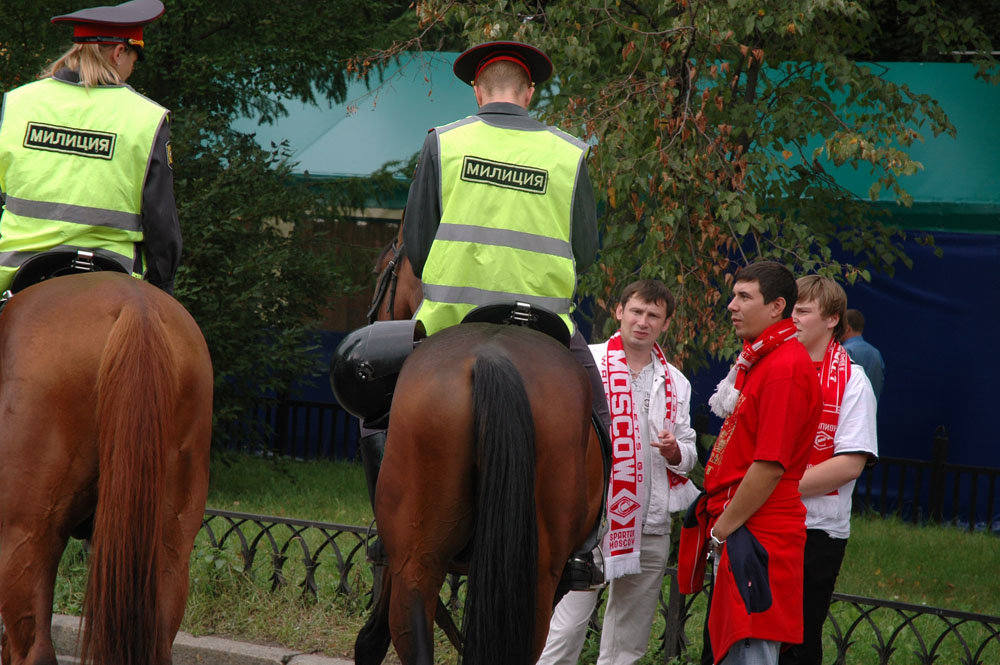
[52,0,165,58]
[453,41,553,87]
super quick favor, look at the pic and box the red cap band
[474,54,532,84]
[72,23,143,42]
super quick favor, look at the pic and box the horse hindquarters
[463,349,538,665]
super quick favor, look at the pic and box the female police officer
[0,0,180,295]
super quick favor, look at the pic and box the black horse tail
[463,347,538,665]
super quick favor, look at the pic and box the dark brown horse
[355,323,605,665]
[354,213,605,664]
[0,272,213,665]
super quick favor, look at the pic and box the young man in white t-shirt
[782,275,878,665]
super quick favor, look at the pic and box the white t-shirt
[803,363,879,539]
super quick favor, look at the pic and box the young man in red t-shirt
[696,261,822,664]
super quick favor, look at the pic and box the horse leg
[154,369,212,665]
[529,383,599,661]
[375,368,475,665]
[354,565,393,665]
[0,521,66,665]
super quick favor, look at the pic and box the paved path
[51,614,354,665]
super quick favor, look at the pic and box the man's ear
[770,296,786,320]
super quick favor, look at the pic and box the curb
[51,614,354,665]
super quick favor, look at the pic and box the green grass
[839,512,1000,614]
[50,452,1000,664]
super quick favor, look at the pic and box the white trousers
[537,533,671,665]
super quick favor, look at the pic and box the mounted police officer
[0,0,181,296]
[333,41,611,590]
[406,40,609,589]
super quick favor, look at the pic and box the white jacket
[590,342,699,535]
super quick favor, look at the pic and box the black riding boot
[359,429,388,564]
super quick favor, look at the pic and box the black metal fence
[853,426,1000,532]
[199,509,1000,665]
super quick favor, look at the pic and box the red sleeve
[753,374,805,469]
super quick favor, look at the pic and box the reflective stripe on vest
[0,77,166,290]
[416,116,588,335]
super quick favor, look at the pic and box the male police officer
[403,40,607,430]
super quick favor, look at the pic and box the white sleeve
[667,364,698,475]
[833,365,879,459]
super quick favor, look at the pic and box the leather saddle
[6,250,128,295]
[460,301,571,347]
[330,302,570,429]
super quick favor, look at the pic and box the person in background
[0,0,180,295]
[537,279,699,665]
[841,309,884,401]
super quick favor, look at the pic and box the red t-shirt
[703,337,822,662]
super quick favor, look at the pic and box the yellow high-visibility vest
[0,76,167,291]
[416,116,589,335]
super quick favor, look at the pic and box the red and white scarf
[808,337,852,494]
[708,319,799,418]
[599,331,676,579]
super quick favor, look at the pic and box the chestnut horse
[0,272,213,665]
[355,215,605,664]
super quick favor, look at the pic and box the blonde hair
[474,60,531,96]
[41,43,124,88]
[796,275,847,340]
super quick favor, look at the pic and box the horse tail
[81,302,177,665]
[463,347,537,665]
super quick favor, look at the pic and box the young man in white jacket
[537,279,700,665]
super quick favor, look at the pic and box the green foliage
[395,0,996,368]
[1,1,415,447]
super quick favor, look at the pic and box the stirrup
[557,551,605,595]
[365,520,388,565]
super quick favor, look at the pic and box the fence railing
[199,509,1000,664]
[853,426,1000,531]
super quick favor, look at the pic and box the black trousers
[779,529,848,665]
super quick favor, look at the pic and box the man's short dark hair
[845,308,865,333]
[619,279,675,318]
[734,261,796,318]
[475,60,531,95]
